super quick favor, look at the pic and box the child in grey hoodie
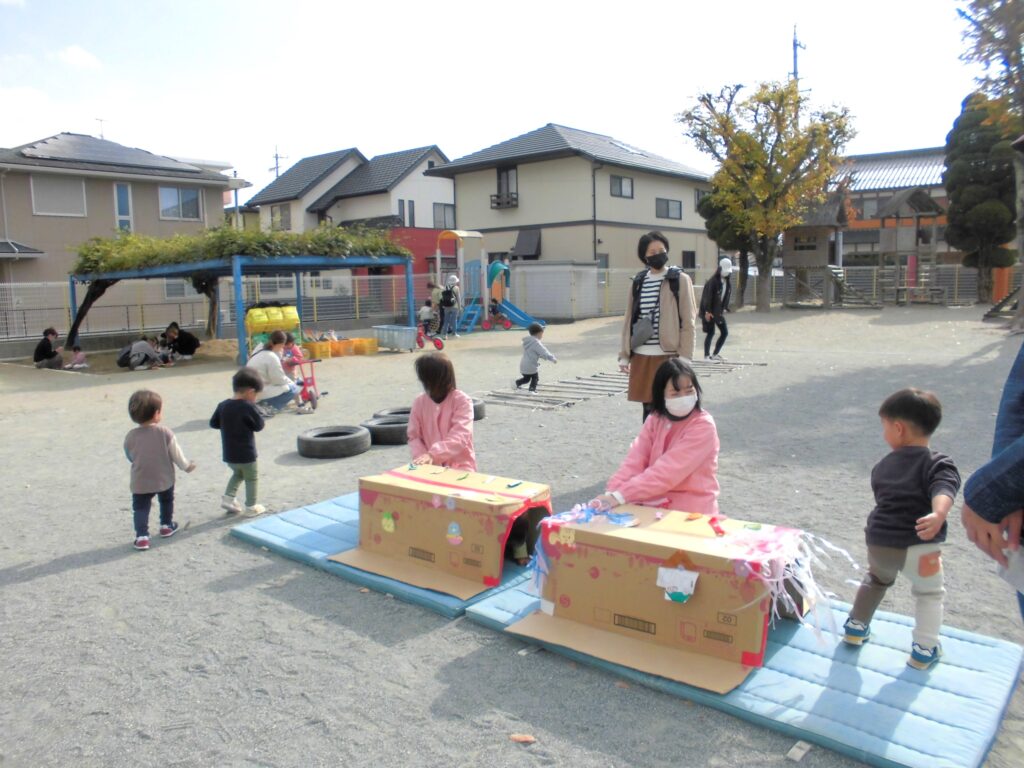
[515,322,556,393]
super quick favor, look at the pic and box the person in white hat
[698,257,733,360]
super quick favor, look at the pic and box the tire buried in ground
[297,426,371,459]
[360,416,410,445]
[472,397,486,421]
[372,406,411,420]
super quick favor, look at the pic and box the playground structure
[431,230,543,334]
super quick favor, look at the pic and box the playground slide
[498,300,544,329]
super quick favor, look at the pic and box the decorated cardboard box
[331,465,551,600]
[508,505,808,694]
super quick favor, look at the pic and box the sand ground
[1,306,1022,768]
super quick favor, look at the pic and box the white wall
[391,150,454,227]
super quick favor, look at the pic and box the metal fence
[2,263,1022,340]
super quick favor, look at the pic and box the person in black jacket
[33,327,64,369]
[161,322,201,359]
[699,258,733,361]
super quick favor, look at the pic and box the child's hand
[915,511,946,541]
[412,453,432,466]
[186,461,197,473]
[589,493,618,511]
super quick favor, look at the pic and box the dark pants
[516,373,539,391]
[132,486,174,538]
[704,316,728,357]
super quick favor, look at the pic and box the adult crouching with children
[618,232,696,421]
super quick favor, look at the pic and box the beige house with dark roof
[0,133,246,283]
[424,123,717,276]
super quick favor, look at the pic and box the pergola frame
[70,253,415,362]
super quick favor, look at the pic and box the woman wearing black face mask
[618,231,696,421]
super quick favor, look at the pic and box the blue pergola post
[405,259,415,327]
[233,254,247,364]
[294,270,304,335]
[68,276,78,323]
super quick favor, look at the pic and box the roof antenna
[95,118,105,140]
[268,145,288,178]
[790,25,806,83]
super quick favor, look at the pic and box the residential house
[0,133,246,283]
[423,123,716,275]
[246,145,453,235]
[833,147,954,267]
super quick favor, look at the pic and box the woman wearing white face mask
[591,358,720,516]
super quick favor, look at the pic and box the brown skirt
[627,353,674,403]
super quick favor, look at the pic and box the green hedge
[73,226,412,275]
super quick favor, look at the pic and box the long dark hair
[649,358,703,420]
[415,352,457,403]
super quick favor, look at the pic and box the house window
[682,250,696,270]
[427,160,435,169]
[498,166,517,196]
[408,200,415,228]
[114,183,133,231]
[656,198,682,220]
[793,235,817,251]
[694,189,711,208]
[258,276,294,296]
[164,278,199,299]
[159,186,202,220]
[270,203,291,231]
[433,203,455,229]
[860,198,878,219]
[398,199,405,225]
[31,175,86,217]
[610,175,633,198]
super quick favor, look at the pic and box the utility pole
[790,25,806,83]
[95,118,105,139]
[268,146,288,178]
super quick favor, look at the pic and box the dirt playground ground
[1,307,1022,768]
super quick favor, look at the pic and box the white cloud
[0,0,27,7]
[55,45,101,71]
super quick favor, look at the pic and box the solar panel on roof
[21,134,202,173]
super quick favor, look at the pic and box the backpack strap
[630,270,647,324]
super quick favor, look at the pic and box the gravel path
[1,306,1022,767]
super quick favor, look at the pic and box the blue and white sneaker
[843,617,871,646]
[908,643,942,670]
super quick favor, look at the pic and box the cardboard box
[508,506,804,693]
[331,465,551,600]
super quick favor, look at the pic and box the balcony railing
[490,192,519,209]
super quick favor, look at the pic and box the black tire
[297,426,371,459]
[472,397,486,421]
[360,416,410,445]
[373,406,411,419]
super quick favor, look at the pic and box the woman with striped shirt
[618,232,696,421]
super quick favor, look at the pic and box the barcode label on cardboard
[462,557,482,568]
[703,629,733,644]
[614,614,656,635]
[408,547,435,563]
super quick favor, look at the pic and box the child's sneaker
[842,617,871,646]
[512,379,521,391]
[244,504,266,517]
[133,536,150,551]
[221,495,243,514]
[908,642,942,670]
[159,522,179,538]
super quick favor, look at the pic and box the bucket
[337,339,355,356]
[245,308,269,334]
[330,340,345,356]
[282,305,300,328]
[353,338,378,355]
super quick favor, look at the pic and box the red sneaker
[133,536,151,551]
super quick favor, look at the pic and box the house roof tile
[837,147,945,192]
[306,146,447,213]
[248,148,365,206]
[424,124,709,181]
[0,133,233,183]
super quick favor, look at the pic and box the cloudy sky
[0,0,985,203]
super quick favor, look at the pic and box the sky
[0,0,987,204]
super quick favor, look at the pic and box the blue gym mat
[230,492,530,619]
[466,582,1023,768]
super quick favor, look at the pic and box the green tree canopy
[958,0,1024,116]
[697,193,754,306]
[943,92,1018,301]
[678,80,854,311]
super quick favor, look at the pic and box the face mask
[646,252,669,270]
[665,394,697,418]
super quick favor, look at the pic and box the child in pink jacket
[407,352,476,471]
[592,358,720,515]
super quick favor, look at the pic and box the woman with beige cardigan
[618,232,696,421]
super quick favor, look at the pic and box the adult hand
[412,453,433,466]
[618,360,630,374]
[961,504,1023,567]
[705,312,713,322]
[186,461,197,473]
[589,493,619,511]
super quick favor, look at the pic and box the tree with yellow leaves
[678,80,855,312]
